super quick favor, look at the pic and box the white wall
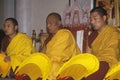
[31,0,68,35]
[4,0,15,19]
[15,0,32,36]
[0,0,14,29]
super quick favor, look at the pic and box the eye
[90,17,93,22]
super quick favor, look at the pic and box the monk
[0,18,35,77]
[45,12,80,80]
[85,7,120,80]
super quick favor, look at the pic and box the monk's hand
[4,56,11,62]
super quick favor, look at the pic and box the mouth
[4,31,9,35]
[47,29,52,33]
[91,25,98,30]
[91,24,97,28]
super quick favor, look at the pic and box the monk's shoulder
[107,25,119,32]
[57,29,71,36]
[107,26,120,38]
[18,32,32,41]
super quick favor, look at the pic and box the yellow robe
[91,25,120,67]
[7,32,35,71]
[46,29,80,80]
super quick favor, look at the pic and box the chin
[93,28,98,31]
[93,26,99,31]
[48,31,52,33]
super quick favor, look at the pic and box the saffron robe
[7,33,35,71]
[91,25,120,67]
[46,29,80,80]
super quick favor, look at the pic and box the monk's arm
[10,39,35,70]
[97,32,119,66]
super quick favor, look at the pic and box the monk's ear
[58,21,62,26]
[103,15,107,22]
[15,25,18,31]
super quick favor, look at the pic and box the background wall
[0,0,93,36]
[0,0,14,29]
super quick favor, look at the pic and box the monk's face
[90,11,106,31]
[46,16,60,34]
[4,20,17,36]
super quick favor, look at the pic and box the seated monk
[85,7,120,80]
[0,18,35,78]
[44,12,81,80]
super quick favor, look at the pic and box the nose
[90,19,95,25]
[4,26,8,32]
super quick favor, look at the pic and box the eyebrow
[90,15,100,18]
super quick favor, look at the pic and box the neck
[51,25,63,35]
[52,27,62,35]
[52,30,58,35]
[9,32,17,40]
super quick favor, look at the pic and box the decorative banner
[62,0,93,27]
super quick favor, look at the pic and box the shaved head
[47,12,61,22]
[46,12,62,34]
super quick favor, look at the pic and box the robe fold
[6,33,35,71]
[46,29,80,80]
